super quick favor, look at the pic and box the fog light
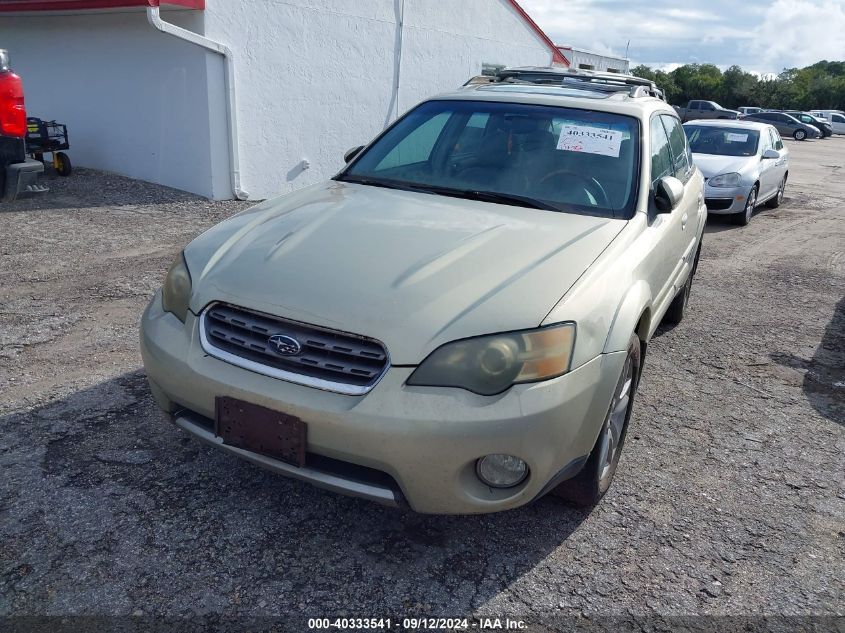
[476,454,528,488]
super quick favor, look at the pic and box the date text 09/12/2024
[307,617,528,630]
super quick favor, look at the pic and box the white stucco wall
[0,9,229,198]
[0,1,552,200]
[561,47,630,74]
[203,0,553,200]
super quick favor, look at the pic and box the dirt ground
[1,138,843,632]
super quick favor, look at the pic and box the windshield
[683,125,760,157]
[337,100,640,219]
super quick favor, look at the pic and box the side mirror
[762,149,779,160]
[654,176,684,213]
[344,145,365,163]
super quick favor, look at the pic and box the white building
[0,0,563,200]
[556,45,629,74]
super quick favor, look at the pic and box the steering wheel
[538,170,611,209]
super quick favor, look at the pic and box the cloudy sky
[519,0,845,75]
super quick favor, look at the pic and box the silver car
[741,111,819,140]
[683,120,789,225]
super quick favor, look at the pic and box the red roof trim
[556,48,571,66]
[505,0,568,66]
[0,0,203,12]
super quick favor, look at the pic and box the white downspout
[393,0,405,121]
[147,6,249,200]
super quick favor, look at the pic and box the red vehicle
[0,49,44,201]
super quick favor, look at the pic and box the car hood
[186,181,625,364]
[692,153,757,179]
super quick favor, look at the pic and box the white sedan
[683,120,789,226]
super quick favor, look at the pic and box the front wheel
[793,129,807,141]
[733,185,757,226]
[552,334,640,506]
[55,152,72,177]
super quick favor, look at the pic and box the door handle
[681,212,688,230]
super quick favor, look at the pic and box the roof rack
[466,66,666,101]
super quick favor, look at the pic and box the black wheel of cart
[55,152,72,177]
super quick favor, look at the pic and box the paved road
[1,138,843,631]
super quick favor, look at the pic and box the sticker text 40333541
[556,124,623,157]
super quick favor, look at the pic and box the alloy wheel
[745,187,757,222]
[596,354,634,483]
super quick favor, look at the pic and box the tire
[552,334,641,506]
[765,176,787,209]
[733,184,757,226]
[793,129,807,141]
[55,152,72,177]
[664,262,694,326]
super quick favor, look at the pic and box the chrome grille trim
[198,303,390,396]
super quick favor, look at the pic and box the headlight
[161,252,192,322]
[708,172,742,187]
[407,323,575,395]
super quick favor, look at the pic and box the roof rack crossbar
[489,67,665,100]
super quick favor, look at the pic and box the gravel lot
[1,139,843,632]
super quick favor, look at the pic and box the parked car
[684,120,788,226]
[0,49,44,201]
[738,106,764,116]
[674,100,740,122]
[141,79,706,514]
[782,111,833,138]
[809,110,845,134]
[740,111,820,140]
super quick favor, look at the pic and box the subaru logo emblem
[267,334,301,356]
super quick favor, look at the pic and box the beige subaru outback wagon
[141,75,706,514]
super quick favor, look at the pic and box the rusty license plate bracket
[215,396,306,467]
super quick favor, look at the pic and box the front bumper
[140,295,625,514]
[704,184,751,215]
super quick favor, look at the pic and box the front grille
[200,303,389,394]
[705,197,733,211]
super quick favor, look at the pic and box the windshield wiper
[451,189,560,211]
[337,175,559,212]
[334,175,425,192]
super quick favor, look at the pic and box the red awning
[0,0,203,11]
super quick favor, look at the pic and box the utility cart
[26,117,72,176]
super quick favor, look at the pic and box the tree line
[630,61,845,111]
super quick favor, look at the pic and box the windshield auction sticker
[556,124,623,157]
[726,132,749,142]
